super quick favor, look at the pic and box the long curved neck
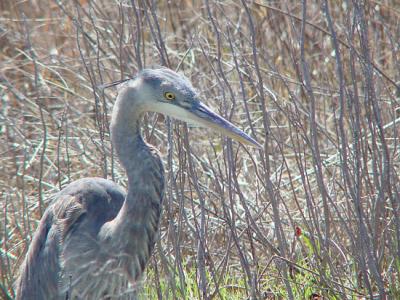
[110,103,143,175]
[110,88,164,216]
[100,88,164,280]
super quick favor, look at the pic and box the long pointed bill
[188,102,262,148]
[152,100,262,148]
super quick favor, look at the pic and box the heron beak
[189,102,262,148]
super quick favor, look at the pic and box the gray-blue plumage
[15,68,261,300]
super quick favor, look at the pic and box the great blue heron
[15,68,261,299]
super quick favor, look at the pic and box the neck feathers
[100,85,165,282]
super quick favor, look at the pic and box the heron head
[121,68,262,148]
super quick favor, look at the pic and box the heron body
[16,68,260,299]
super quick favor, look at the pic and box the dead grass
[1,1,399,299]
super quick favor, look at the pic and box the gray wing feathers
[16,178,125,299]
[15,194,83,300]
[15,209,60,299]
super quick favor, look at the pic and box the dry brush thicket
[1,1,399,299]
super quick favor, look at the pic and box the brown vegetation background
[1,0,399,299]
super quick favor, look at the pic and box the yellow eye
[164,92,175,100]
